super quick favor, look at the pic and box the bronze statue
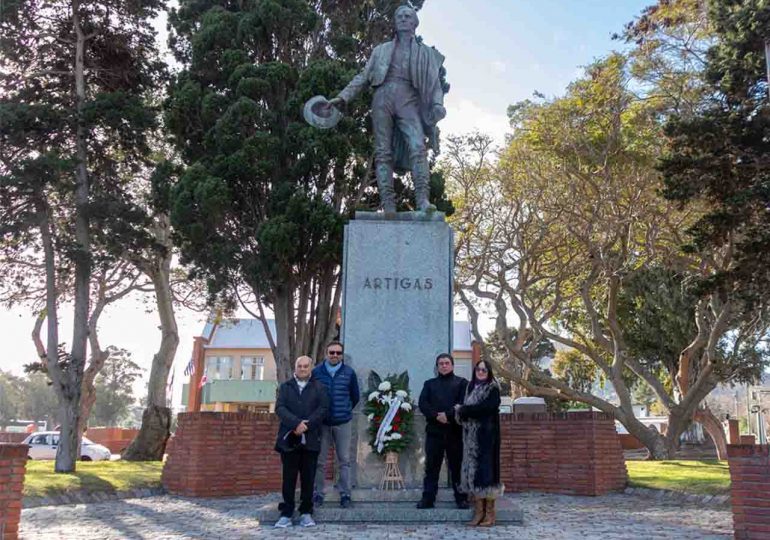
[304,5,449,213]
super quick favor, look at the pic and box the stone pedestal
[341,211,453,488]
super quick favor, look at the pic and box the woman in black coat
[455,359,503,527]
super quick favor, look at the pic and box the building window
[205,356,233,380]
[241,356,265,380]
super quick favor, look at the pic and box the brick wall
[163,412,338,497]
[500,411,627,496]
[0,444,28,540]
[85,428,139,454]
[727,445,770,539]
[164,410,626,498]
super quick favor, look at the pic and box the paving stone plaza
[20,492,732,539]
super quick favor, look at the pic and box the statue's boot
[413,159,436,212]
[376,162,397,213]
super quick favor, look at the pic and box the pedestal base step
[256,492,523,524]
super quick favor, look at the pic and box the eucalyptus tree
[0,0,165,471]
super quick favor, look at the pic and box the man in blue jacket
[311,340,360,508]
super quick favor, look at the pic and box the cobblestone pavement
[20,492,732,539]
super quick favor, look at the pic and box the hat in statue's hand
[303,95,342,130]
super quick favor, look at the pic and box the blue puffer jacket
[311,361,360,426]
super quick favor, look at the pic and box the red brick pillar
[186,336,208,413]
[0,444,28,540]
[499,412,627,496]
[162,412,283,496]
[727,445,770,539]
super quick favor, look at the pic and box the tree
[0,0,165,471]
[18,372,61,429]
[165,0,456,382]
[452,55,769,458]
[91,348,142,427]
[0,370,22,428]
[123,163,210,460]
[659,0,770,306]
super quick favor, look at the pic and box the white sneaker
[299,514,316,527]
[274,516,293,528]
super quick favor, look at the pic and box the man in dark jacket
[417,353,468,509]
[311,340,360,508]
[274,356,329,528]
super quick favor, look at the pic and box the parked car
[22,431,111,461]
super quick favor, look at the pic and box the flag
[184,357,195,377]
[166,369,175,395]
[198,374,208,389]
[166,369,175,407]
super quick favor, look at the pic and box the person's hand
[431,104,446,121]
[294,420,309,435]
[436,412,448,424]
[327,96,345,110]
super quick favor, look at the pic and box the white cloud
[440,96,510,147]
[491,60,506,74]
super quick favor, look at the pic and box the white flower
[367,413,374,421]
[368,391,380,401]
[378,381,391,392]
[395,390,408,398]
[382,434,391,441]
[379,394,392,405]
[390,432,402,440]
[400,402,412,412]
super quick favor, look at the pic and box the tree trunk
[56,392,82,471]
[694,408,728,460]
[273,286,295,383]
[121,406,171,461]
[55,0,91,474]
[124,223,179,461]
[77,348,109,435]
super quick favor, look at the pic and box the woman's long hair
[468,359,497,393]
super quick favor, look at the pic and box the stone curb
[624,486,730,507]
[23,486,165,508]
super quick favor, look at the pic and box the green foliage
[0,370,22,428]
[617,266,698,379]
[362,371,414,455]
[659,0,770,304]
[551,349,599,395]
[91,349,143,427]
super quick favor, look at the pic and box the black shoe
[340,495,351,508]
[416,499,434,509]
[455,499,469,509]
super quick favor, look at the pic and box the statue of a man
[327,5,448,213]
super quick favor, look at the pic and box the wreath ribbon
[374,397,402,453]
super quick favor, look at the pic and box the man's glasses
[328,351,343,356]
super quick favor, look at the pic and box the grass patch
[626,460,730,495]
[23,461,163,498]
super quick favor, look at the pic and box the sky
[0,1,653,409]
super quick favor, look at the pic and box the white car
[22,432,112,461]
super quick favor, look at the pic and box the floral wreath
[363,371,414,455]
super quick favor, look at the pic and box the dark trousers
[422,430,466,503]
[279,448,319,517]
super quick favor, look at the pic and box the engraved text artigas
[362,276,434,291]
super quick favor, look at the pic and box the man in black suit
[417,353,469,509]
[274,356,329,528]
